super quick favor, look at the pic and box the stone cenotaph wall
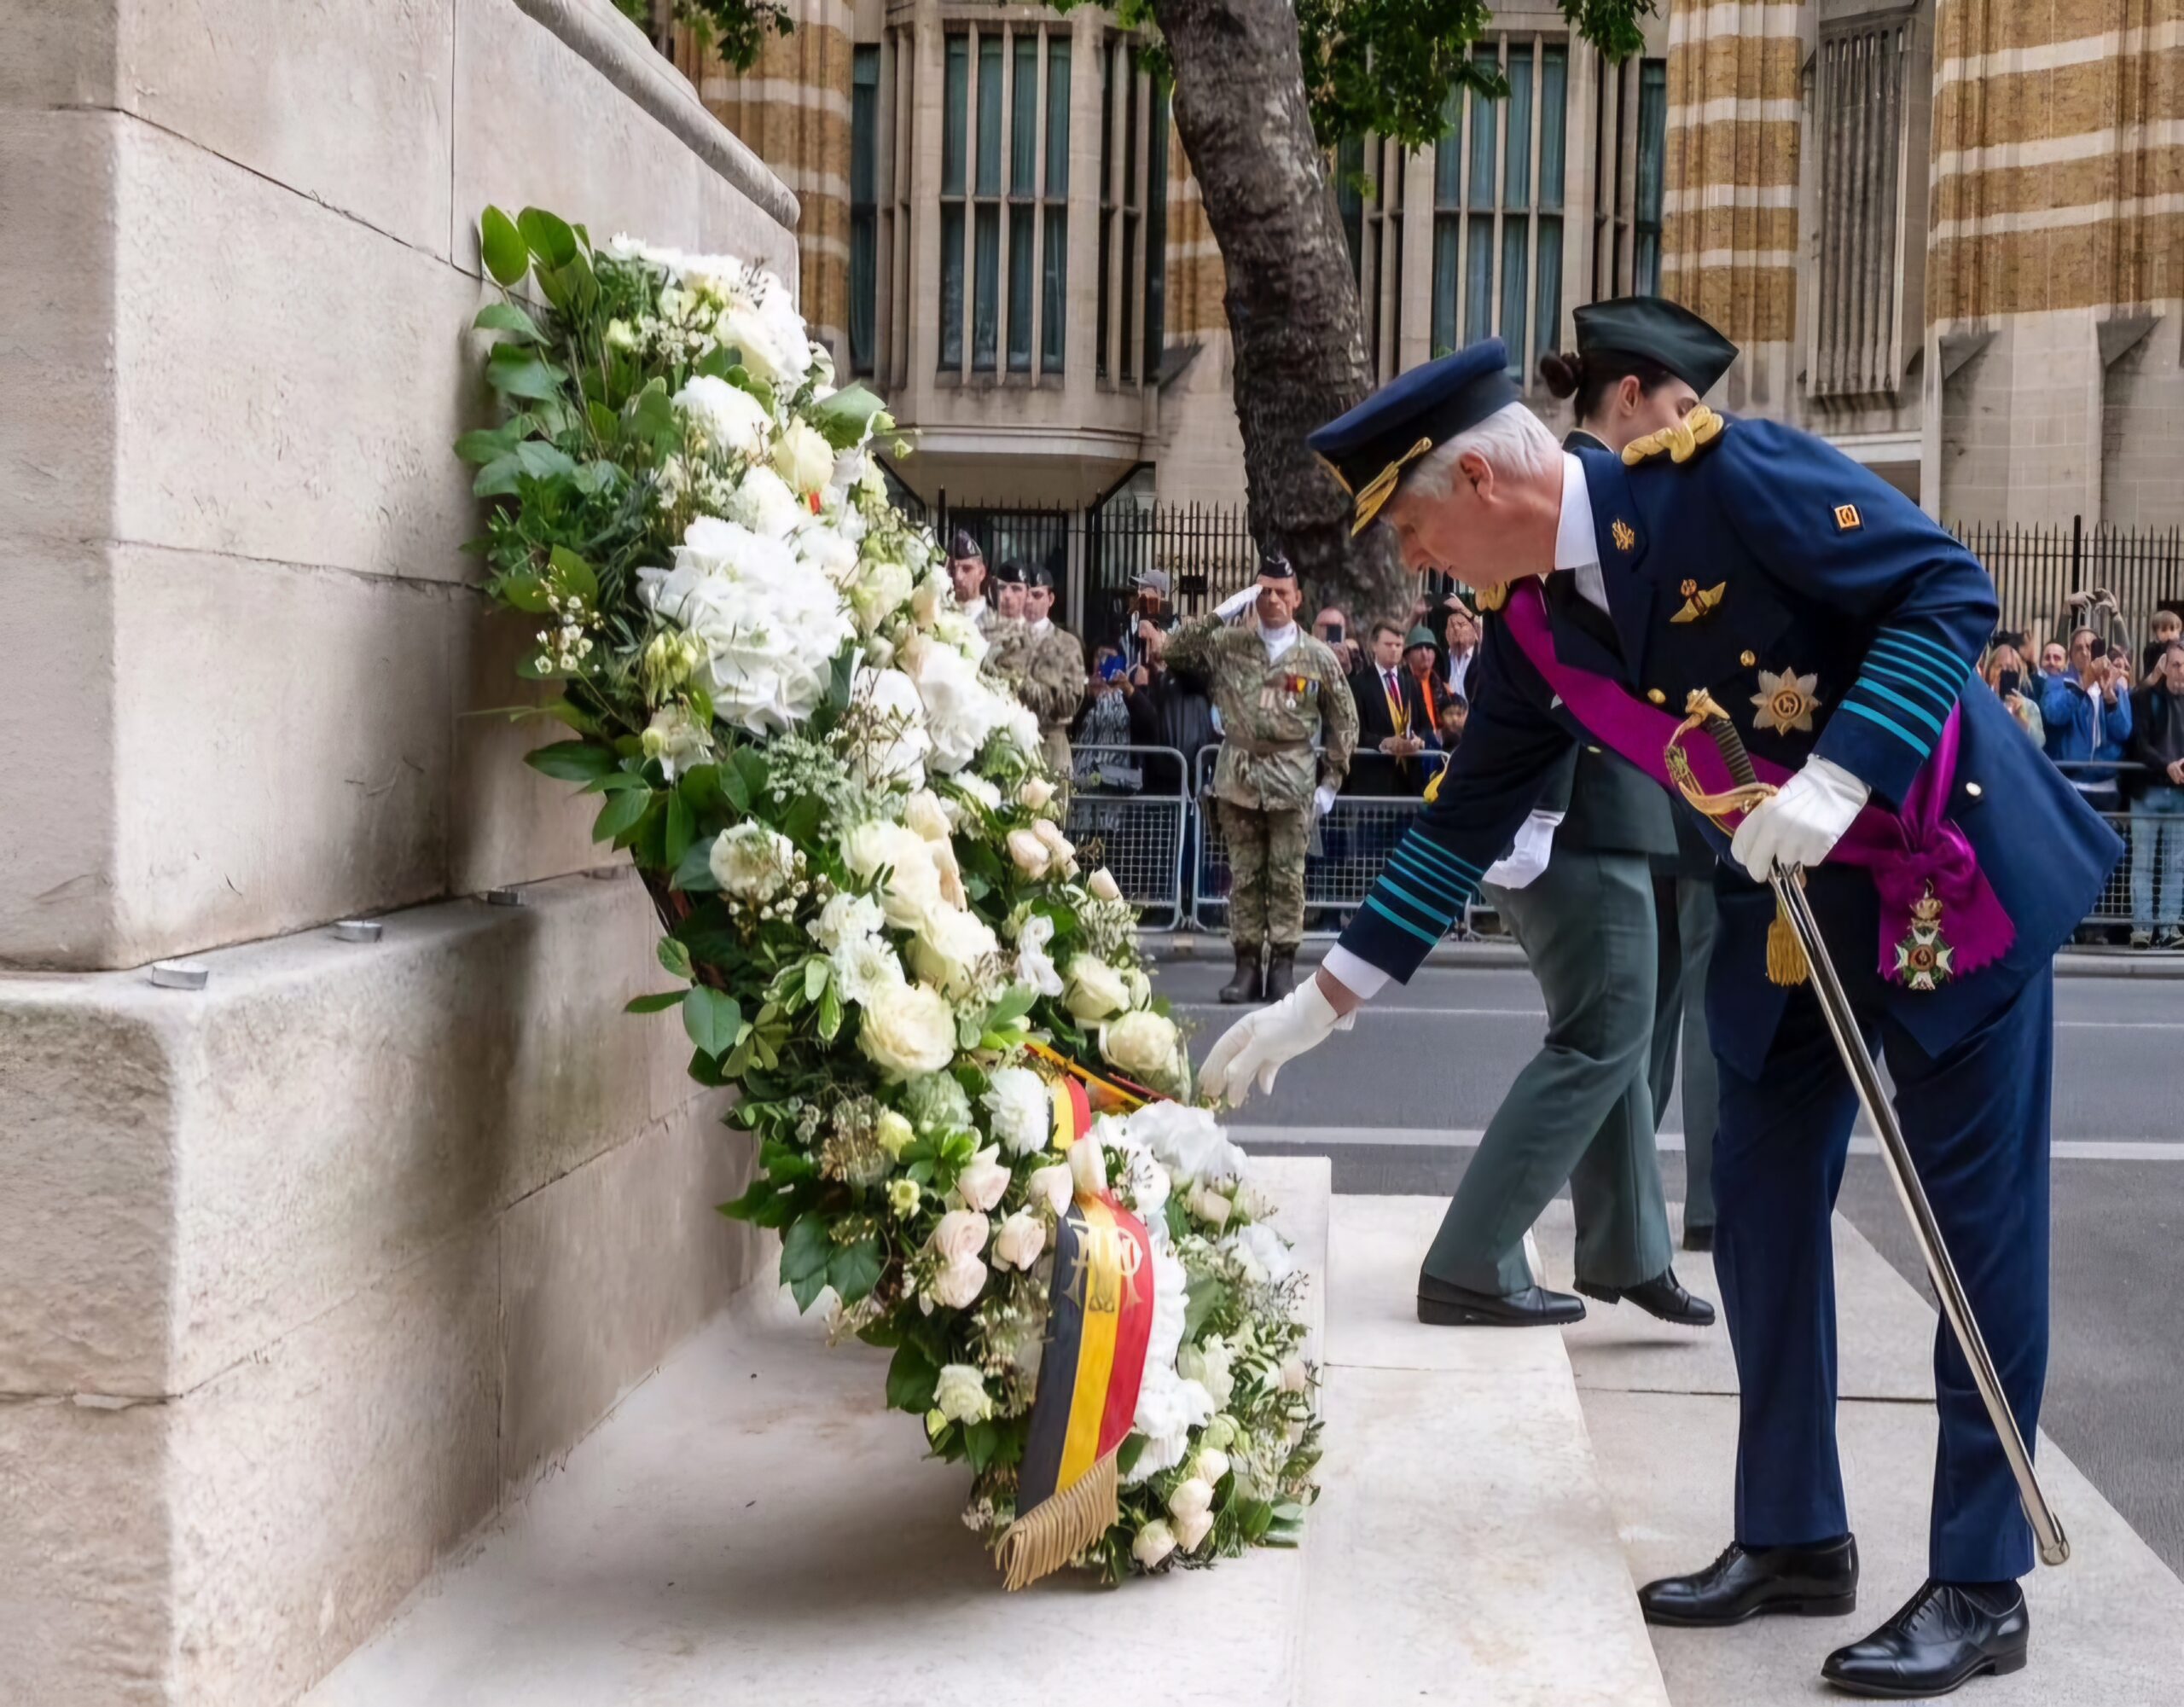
[1,3,799,1701]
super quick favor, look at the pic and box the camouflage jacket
[1019,622,1087,738]
[985,617,1035,691]
[1163,619,1356,810]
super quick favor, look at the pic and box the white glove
[1199,975,1354,1107]
[1214,585,1258,623]
[1312,784,1338,819]
[1730,756,1868,881]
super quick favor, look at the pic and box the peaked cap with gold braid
[1309,339,1521,535]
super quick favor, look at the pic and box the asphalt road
[1162,955,2184,1576]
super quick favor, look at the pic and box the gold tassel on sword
[1664,691,2070,1569]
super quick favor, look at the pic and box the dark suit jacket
[1345,663,1436,796]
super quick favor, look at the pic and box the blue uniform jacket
[1337,417,2123,1077]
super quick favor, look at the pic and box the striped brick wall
[1165,126,1228,339]
[1928,0,2184,328]
[1659,0,1804,378]
[675,3,856,361]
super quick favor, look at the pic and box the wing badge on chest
[1670,578,1727,624]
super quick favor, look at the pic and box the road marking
[2055,1019,2184,1030]
[1174,1005,1549,1019]
[1226,1126,2184,1161]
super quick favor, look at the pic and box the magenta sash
[1500,579,2014,978]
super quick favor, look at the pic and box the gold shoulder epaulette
[1621,403,1726,467]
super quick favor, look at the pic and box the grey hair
[1402,402,1561,502]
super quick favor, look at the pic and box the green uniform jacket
[1165,618,1359,810]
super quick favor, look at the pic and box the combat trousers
[1423,848,1674,1295]
[1218,799,1310,949]
[1713,957,2053,1582]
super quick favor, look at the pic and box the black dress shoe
[1576,1267,1716,1327]
[1416,1276,1586,1327]
[1640,1536,1859,1627]
[1682,1223,1714,1253]
[1821,1580,2028,1698]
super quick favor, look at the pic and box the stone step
[305,1158,1333,1707]
[1303,1195,1671,1706]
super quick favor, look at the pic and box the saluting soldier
[1020,566,1088,780]
[1203,338,2119,1698]
[1159,554,1358,1005]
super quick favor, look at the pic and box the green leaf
[677,763,728,822]
[718,756,751,814]
[622,378,677,452]
[584,770,652,794]
[665,791,695,867]
[479,206,529,287]
[719,1182,794,1228]
[781,1215,831,1283]
[454,426,519,464]
[496,572,552,613]
[514,439,577,480]
[656,937,694,980]
[547,544,599,607]
[517,206,579,269]
[758,1135,817,1182]
[525,740,616,781]
[682,985,743,1057]
[624,990,688,1013]
[473,301,544,341]
[591,786,651,844]
[473,454,525,497]
[809,382,888,449]
[962,1420,999,1473]
[816,984,842,1042]
[485,349,565,401]
[671,835,720,892]
[828,1238,884,1305]
[804,958,829,1003]
[886,1342,940,1413]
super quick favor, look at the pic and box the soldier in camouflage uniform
[983,561,1033,685]
[1021,566,1088,780]
[1160,554,1357,1003]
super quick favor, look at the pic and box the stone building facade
[679,0,2184,523]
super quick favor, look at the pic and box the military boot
[1217,946,1263,1004]
[1263,947,1298,1002]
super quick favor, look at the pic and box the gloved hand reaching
[1199,974,1355,1106]
[1730,756,1868,881]
[1312,784,1338,819]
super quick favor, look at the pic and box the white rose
[1227,1221,1298,1288]
[1177,1338,1236,1409]
[809,891,887,952]
[930,1208,990,1262]
[717,297,804,389]
[1018,776,1056,811]
[903,790,967,908]
[982,1066,1051,1157]
[1025,1162,1073,1216]
[640,704,716,781]
[1101,1010,1182,1088]
[1014,911,1064,997]
[1066,1136,1108,1199]
[709,822,797,902]
[773,419,835,497]
[726,463,808,542]
[911,907,1000,1000]
[1131,1519,1178,1570]
[1086,868,1122,903]
[1005,827,1052,879]
[934,1363,993,1425]
[830,932,906,1007]
[1174,1507,1214,1553]
[857,979,958,1078]
[900,631,1007,773]
[927,1251,987,1309]
[796,522,859,587]
[1185,1182,1234,1231]
[1167,1477,1214,1524]
[672,374,770,458]
[1031,817,1073,859]
[990,1210,1047,1272]
[1194,1446,1231,1486]
[954,1144,1012,1214]
[1279,1354,1311,1394]
[1063,955,1130,1022]
[848,554,916,636]
[876,1109,915,1158]
[842,819,946,932]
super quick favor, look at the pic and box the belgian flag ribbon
[994,1076,1157,1590]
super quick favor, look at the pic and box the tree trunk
[1153,0,1408,626]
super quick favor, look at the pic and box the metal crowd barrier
[1065,745,1190,931]
[2055,762,2163,929]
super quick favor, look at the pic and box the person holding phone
[1982,643,2044,746]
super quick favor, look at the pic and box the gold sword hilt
[1663,691,1810,986]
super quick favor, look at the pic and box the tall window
[939,34,967,370]
[1634,58,1667,294]
[1043,36,1070,373]
[1008,33,1038,373]
[1143,79,1169,381]
[850,47,880,375]
[973,36,1003,371]
[1431,36,1569,380]
[1338,135,1365,271]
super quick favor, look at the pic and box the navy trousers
[1711,949,2053,1583]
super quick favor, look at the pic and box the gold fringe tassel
[996,1450,1119,1591]
[1768,897,1810,986]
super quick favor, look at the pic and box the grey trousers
[1424,849,1675,1295]
[1674,877,1721,1233]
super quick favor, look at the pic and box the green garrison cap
[1572,296,1739,394]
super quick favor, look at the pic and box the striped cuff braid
[1338,827,1484,980]
[1820,624,1971,806]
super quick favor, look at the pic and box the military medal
[1893,886,1955,991]
[1751,667,1821,734]
[1670,579,1727,624]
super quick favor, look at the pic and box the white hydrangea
[709,822,796,902]
[809,891,887,952]
[1223,1221,1298,1288]
[673,374,771,459]
[982,1066,1051,1157]
[1124,1100,1249,1187]
[899,631,1009,774]
[849,666,932,790]
[724,463,808,541]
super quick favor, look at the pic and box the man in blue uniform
[1201,339,2119,1698]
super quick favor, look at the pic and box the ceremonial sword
[1678,698,2071,1570]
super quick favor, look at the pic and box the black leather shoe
[1682,1223,1715,1253]
[1640,1536,1859,1627]
[1263,946,1298,1001]
[1821,1580,2028,1698]
[1417,1276,1586,1327]
[1577,1267,1716,1327]
[1217,947,1263,1005]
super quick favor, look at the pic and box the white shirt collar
[1259,623,1298,661]
[1554,452,1611,614]
[961,595,986,618]
[1031,617,1051,635]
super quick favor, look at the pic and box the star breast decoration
[1751,666,1821,734]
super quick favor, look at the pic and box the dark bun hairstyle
[1536,347,1682,423]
